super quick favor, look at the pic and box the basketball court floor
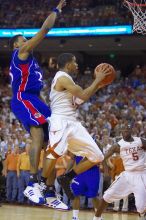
[0,204,139,220]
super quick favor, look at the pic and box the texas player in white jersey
[93,124,146,220]
[46,53,111,199]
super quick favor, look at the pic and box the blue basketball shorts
[71,166,100,198]
[11,93,51,141]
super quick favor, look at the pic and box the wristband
[52,8,61,14]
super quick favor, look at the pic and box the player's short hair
[57,53,75,68]
[121,123,132,130]
[9,34,23,50]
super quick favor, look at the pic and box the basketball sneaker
[57,174,75,200]
[45,194,69,211]
[139,213,146,220]
[23,182,46,204]
[39,182,69,211]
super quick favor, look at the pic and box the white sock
[93,216,102,220]
[73,210,79,219]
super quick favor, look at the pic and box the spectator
[17,146,30,204]
[5,146,19,203]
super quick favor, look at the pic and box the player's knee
[99,154,104,162]
[103,193,113,203]
[94,154,104,163]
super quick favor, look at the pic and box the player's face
[68,56,78,74]
[121,127,131,140]
[14,36,27,48]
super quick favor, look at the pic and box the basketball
[94,63,116,88]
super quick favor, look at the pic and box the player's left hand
[56,0,66,12]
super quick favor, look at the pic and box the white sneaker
[139,213,146,220]
[45,196,69,211]
[24,183,45,204]
[113,207,119,211]
[122,208,128,212]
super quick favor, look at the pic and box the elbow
[99,154,104,162]
[80,94,89,102]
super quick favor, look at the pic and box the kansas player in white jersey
[46,53,111,199]
[93,124,146,220]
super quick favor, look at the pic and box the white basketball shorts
[103,170,146,214]
[46,117,104,163]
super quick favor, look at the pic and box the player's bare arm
[19,0,66,59]
[104,144,120,161]
[141,138,146,150]
[56,66,111,101]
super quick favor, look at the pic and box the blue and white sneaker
[39,182,69,211]
[45,194,69,211]
[23,182,45,204]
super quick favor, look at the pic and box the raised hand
[56,0,66,12]
[94,64,111,83]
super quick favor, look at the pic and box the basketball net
[124,0,146,34]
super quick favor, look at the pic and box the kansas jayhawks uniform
[9,49,51,140]
[71,156,100,198]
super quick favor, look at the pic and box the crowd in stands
[0,0,132,28]
[0,58,146,211]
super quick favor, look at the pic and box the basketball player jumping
[46,53,111,199]
[9,0,68,210]
[93,124,146,220]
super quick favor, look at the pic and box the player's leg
[93,199,108,220]
[58,122,104,199]
[93,172,132,220]
[24,126,45,204]
[71,173,85,220]
[92,197,100,212]
[41,157,69,210]
[12,96,51,204]
[121,196,128,212]
[72,197,80,220]
[38,123,69,210]
[38,123,57,193]
[132,172,146,219]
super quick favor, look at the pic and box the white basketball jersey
[49,71,77,119]
[118,137,145,171]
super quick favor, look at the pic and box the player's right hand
[94,64,111,82]
[57,0,66,12]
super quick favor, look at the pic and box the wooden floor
[0,205,139,220]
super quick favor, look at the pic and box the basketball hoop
[123,0,146,34]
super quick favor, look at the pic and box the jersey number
[132,152,139,161]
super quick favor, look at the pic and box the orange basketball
[94,63,116,88]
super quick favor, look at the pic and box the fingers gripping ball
[94,63,116,88]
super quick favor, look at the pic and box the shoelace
[55,193,62,201]
[39,182,47,196]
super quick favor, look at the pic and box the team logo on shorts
[34,113,42,118]
[72,178,79,185]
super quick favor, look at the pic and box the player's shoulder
[55,71,72,80]
[133,136,141,141]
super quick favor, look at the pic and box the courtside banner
[0,25,132,37]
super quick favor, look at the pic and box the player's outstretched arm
[57,65,111,101]
[104,144,120,161]
[141,138,146,150]
[19,0,66,54]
